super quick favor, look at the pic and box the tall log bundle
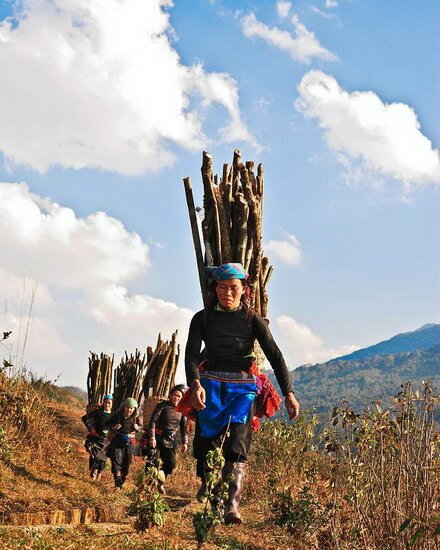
[141,331,180,428]
[87,352,114,405]
[183,150,274,369]
[112,349,148,413]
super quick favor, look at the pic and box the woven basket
[86,403,100,415]
[142,395,167,429]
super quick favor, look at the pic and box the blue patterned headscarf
[205,263,248,281]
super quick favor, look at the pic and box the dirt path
[0,401,295,549]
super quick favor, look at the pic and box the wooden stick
[183,177,208,305]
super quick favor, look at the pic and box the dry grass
[0,373,438,550]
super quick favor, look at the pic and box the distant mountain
[286,345,440,416]
[267,324,440,418]
[61,386,88,403]
[335,323,440,361]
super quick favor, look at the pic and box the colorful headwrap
[205,263,248,281]
[103,394,113,401]
[124,397,138,408]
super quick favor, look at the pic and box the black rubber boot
[224,462,245,525]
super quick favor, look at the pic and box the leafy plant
[272,485,330,542]
[193,427,231,548]
[128,458,169,531]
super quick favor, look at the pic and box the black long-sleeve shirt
[81,408,112,436]
[148,400,188,448]
[108,410,139,435]
[185,306,293,395]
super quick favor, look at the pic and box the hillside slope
[287,345,440,415]
[335,323,440,361]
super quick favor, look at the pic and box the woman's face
[124,405,135,417]
[216,278,245,310]
[103,399,112,412]
[170,390,183,406]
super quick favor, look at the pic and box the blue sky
[0,0,439,387]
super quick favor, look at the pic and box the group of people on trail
[82,396,140,488]
[82,262,300,525]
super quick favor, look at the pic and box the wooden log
[231,149,241,198]
[201,152,222,265]
[235,194,249,266]
[183,177,208,305]
[212,184,232,262]
[201,209,215,266]
[246,161,257,196]
[222,163,233,228]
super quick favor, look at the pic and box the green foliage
[284,345,440,418]
[324,381,440,549]
[128,465,169,531]
[272,485,330,538]
[193,445,229,547]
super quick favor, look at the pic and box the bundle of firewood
[112,349,148,413]
[183,151,273,369]
[87,352,114,406]
[142,331,179,399]
[184,150,273,317]
[142,331,180,428]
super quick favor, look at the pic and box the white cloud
[277,1,292,19]
[241,12,336,64]
[0,183,149,288]
[0,182,193,385]
[325,0,338,7]
[276,314,357,366]
[0,0,252,175]
[296,71,440,189]
[265,234,302,266]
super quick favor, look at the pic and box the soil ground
[0,398,297,550]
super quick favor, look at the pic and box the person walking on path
[184,263,300,524]
[81,394,113,482]
[144,384,188,493]
[108,397,140,489]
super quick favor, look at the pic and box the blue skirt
[197,371,258,438]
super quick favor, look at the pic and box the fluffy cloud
[277,1,292,19]
[0,183,149,288]
[241,12,335,64]
[0,0,252,175]
[0,182,193,385]
[296,71,440,189]
[276,314,357,366]
[265,234,302,266]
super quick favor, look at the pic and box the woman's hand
[186,419,195,434]
[149,436,157,449]
[285,392,300,420]
[191,380,206,410]
[180,443,188,453]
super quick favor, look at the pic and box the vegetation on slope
[282,345,440,417]
[0,368,439,549]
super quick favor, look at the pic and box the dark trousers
[89,454,106,473]
[111,443,133,480]
[145,442,177,477]
[193,416,253,481]
[157,443,177,476]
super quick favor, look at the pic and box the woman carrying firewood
[144,384,188,493]
[81,394,113,481]
[107,397,140,489]
[184,263,300,524]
